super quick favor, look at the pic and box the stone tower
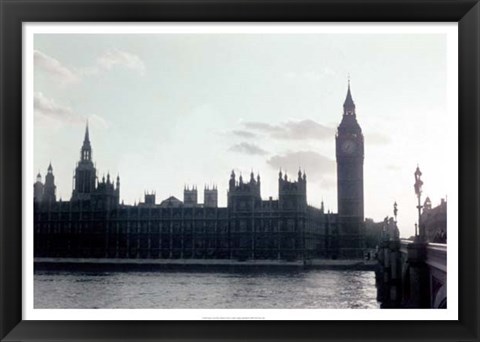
[227,170,261,211]
[34,172,44,202]
[72,123,97,201]
[43,163,57,202]
[335,80,365,258]
[204,185,218,207]
[278,169,307,212]
[184,185,198,207]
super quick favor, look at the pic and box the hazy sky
[33,26,456,238]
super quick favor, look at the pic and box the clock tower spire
[335,80,365,258]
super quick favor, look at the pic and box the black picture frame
[1,0,479,341]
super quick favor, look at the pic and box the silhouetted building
[336,80,365,258]
[43,163,57,203]
[34,84,365,260]
[422,197,447,243]
[34,172,44,202]
[184,186,198,207]
[140,191,156,207]
[204,186,218,208]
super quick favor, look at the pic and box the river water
[34,269,379,309]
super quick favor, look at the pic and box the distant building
[422,197,447,243]
[34,84,365,260]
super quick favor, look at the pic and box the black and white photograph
[26,23,457,320]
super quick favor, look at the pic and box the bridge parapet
[425,243,447,272]
[376,238,446,308]
[425,243,447,308]
[400,239,411,254]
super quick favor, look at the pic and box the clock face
[341,140,356,154]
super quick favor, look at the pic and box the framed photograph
[1,0,478,341]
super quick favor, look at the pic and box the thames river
[34,269,379,309]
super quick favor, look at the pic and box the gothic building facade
[421,197,447,243]
[34,84,365,260]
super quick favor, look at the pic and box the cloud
[284,68,336,81]
[244,121,280,132]
[322,66,336,76]
[97,49,146,75]
[34,49,146,86]
[232,130,257,139]
[243,119,334,141]
[267,150,335,179]
[386,164,401,171]
[229,142,268,156]
[89,114,109,129]
[34,50,80,84]
[365,132,391,144]
[34,92,109,129]
[320,176,336,189]
[34,92,84,124]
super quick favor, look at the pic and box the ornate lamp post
[406,165,429,308]
[414,166,424,242]
[393,202,399,240]
[393,201,398,223]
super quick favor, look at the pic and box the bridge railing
[399,239,414,255]
[425,242,447,272]
[376,238,447,308]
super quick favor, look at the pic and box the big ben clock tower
[335,80,365,258]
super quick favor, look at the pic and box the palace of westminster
[34,83,365,260]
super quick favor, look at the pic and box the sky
[32,25,457,238]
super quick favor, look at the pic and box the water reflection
[34,269,379,309]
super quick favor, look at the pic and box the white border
[23,22,458,321]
